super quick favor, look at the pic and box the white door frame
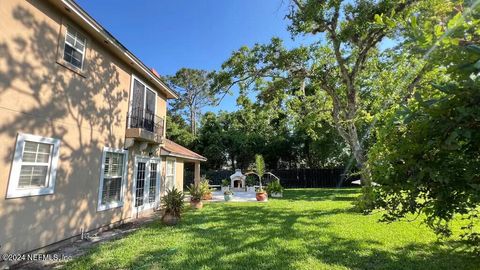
[132,155,161,214]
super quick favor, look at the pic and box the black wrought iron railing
[128,107,164,136]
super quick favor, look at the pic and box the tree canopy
[167,68,218,136]
[368,0,480,251]
[213,0,427,187]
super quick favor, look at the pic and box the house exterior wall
[0,0,169,255]
[157,92,167,137]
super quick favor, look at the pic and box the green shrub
[245,175,257,187]
[187,183,203,201]
[221,179,230,187]
[199,179,213,194]
[256,187,266,193]
[266,179,284,194]
[161,187,184,217]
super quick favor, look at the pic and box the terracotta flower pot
[161,213,180,226]
[190,199,203,209]
[202,192,212,200]
[256,192,268,201]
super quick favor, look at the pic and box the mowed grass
[64,189,479,270]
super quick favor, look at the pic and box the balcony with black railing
[126,107,164,144]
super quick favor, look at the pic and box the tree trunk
[189,109,196,136]
[346,122,372,187]
[328,90,372,187]
[231,154,236,170]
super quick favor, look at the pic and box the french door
[130,77,157,132]
[133,156,161,213]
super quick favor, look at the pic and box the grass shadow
[63,189,480,270]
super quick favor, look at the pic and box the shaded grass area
[64,188,479,270]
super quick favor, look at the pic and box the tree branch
[402,63,429,102]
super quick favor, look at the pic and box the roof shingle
[161,139,207,161]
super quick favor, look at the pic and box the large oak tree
[215,0,424,186]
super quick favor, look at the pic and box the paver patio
[210,191,260,202]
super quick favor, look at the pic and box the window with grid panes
[63,26,86,69]
[7,133,60,198]
[97,148,128,211]
[101,152,124,204]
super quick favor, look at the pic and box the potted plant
[187,183,204,209]
[221,178,230,192]
[267,179,284,198]
[161,187,185,225]
[245,175,256,192]
[254,154,268,202]
[255,187,268,201]
[224,190,234,201]
[200,179,213,200]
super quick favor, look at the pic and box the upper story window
[129,76,158,132]
[7,133,61,198]
[63,26,86,69]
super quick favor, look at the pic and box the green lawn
[64,189,479,270]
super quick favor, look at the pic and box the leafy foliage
[221,179,230,187]
[368,2,480,251]
[166,113,196,147]
[245,175,257,187]
[254,154,270,193]
[166,68,218,136]
[185,74,349,170]
[214,0,422,186]
[266,179,284,194]
[187,183,203,201]
[161,188,185,217]
[255,154,265,179]
[199,179,214,195]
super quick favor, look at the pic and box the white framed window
[63,26,86,69]
[165,158,176,191]
[7,133,61,198]
[97,147,128,211]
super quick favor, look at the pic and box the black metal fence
[128,107,164,135]
[184,168,358,188]
[270,169,357,188]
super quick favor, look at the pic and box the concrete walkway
[210,191,265,202]
[11,213,160,269]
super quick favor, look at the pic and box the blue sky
[76,0,314,113]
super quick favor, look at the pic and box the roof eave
[160,149,207,162]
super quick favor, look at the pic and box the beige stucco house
[0,0,206,258]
